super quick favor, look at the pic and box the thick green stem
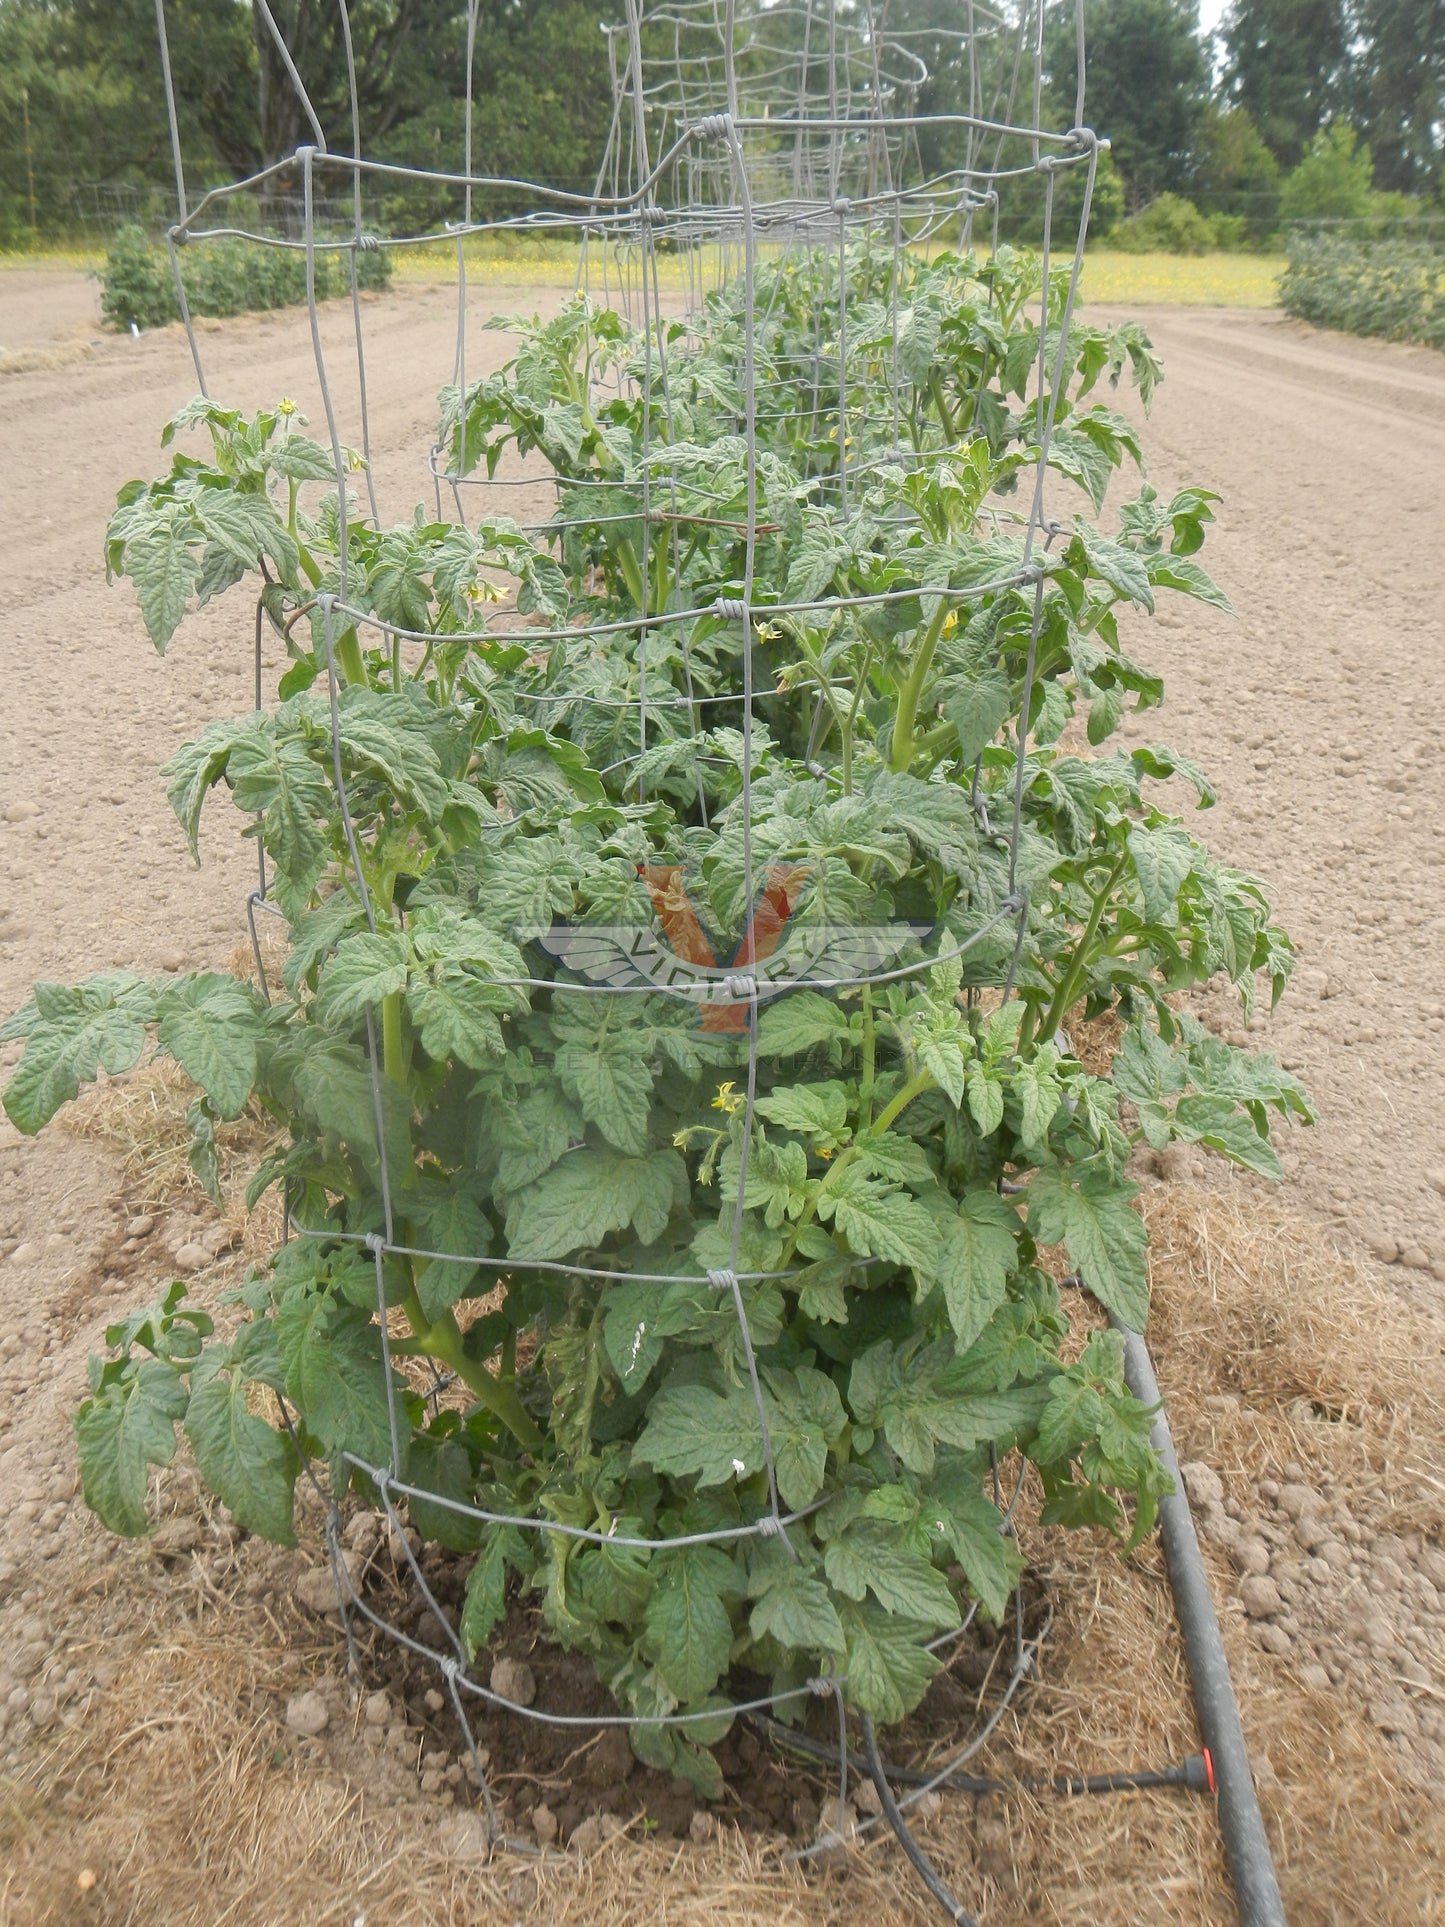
[859,988,876,1127]
[381,989,408,1092]
[913,718,961,763]
[928,368,958,443]
[963,349,992,434]
[889,597,952,772]
[648,517,673,618]
[615,537,646,613]
[793,628,849,771]
[870,1067,936,1137]
[839,641,875,795]
[334,627,367,688]
[402,1286,542,1451]
[1036,851,1128,1044]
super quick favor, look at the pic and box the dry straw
[4,1176,1442,1926]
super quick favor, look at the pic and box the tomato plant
[2,245,1310,1790]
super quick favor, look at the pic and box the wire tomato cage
[140,2,1283,1921]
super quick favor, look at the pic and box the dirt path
[0,268,102,353]
[1,277,1443,1922]
[1094,306,1445,1293]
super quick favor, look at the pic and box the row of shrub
[1281,233,1445,350]
[1106,193,1244,256]
[1094,124,1441,258]
[98,224,392,331]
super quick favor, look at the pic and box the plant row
[3,244,1310,1790]
[98,222,393,333]
[1281,231,1445,350]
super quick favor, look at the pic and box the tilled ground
[0,272,1443,1925]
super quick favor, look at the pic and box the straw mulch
[4,1164,1443,1923]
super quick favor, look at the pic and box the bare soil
[1094,308,1445,1294]
[1,275,1443,1925]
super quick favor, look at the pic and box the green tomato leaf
[410,1184,492,1323]
[632,1380,764,1488]
[602,1279,666,1394]
[126,511,200,650]
[645,1546,737,1704]
[932,1477,1019,1622]
[836,1529,960,1628]
[1035,1374,1107,1466]
[1146,553,1232,614]
[1174,1094,1282,1179]
[157,972,265,1119]
[315,932,409,1028]
[407,968,507,1069]
[765,1365,847,1510]
[966,1066,1005,1137]
[933,1190,1017,1349]
[2,974,155,1135]
[1126,825,1196,925]
[492,1086,581,1195]
[1073,528,1154,610]
[748,1560,845,1655]
[407,1431,486,1552]
[756,991,852,1056]
[1013,1049,1063,1152]
[74,1359,187,1537]
[753,1081,851,1141]
[554,1028,654,1157]
[1025,1163,1148,1331]
[461,1525,527,1659]
[275,1291,396,1468]
[820,1167,941,1278]
[504,1147,686,1260]
[943,671,1012,767]
[840,1601,942,1724]
[183,1338,299,1544]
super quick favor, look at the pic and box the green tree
[1347,0,1445,196]
[1218,0,1349,168]
[0,0,615,243]
[369,0,614,227]
[0,0,257,239]
[249,1,461,172]
[1278,121,1375,223]
[1188,102,1280,239]
[1047,0,1211,207]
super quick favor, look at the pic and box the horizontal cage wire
[132,0,1207,1913]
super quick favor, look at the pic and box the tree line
[0,0,1440,248]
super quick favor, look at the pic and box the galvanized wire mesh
[148,0,1110,1898]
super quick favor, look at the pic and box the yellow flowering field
[1,237,1284,311]
[1077,250,1284,307]
[388,239,1285,307]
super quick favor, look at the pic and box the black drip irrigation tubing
[751,1709,1215,1797]
[1114,1314,1290,1927]
[760,1309,1288,1927]
[860,1711,983,1927]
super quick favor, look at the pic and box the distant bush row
[1281,233,1445,350]
[1106,194,1241,255]
[99,224,392,331]
[1095,126,1440,258]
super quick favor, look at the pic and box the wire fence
[141,1,1216,1916]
